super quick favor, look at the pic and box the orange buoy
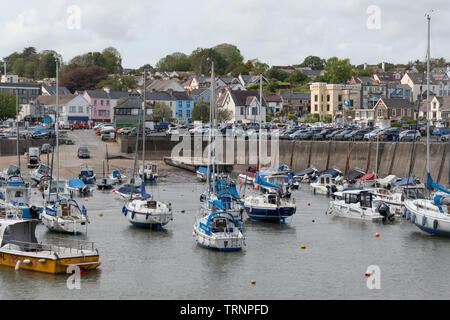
[239,181,242,185]
[375,233,380,238]
[99,213,103,217]
[301,244,306,249]
[307,202,311,206]
[112,189,115,193]
[365,271,371,277]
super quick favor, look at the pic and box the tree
[190,48,227,75]
[12,58,25,76]
[60,66,108,92]
[155,52,191,72]
[96,75,137,91]
[39,52,58,78]
[288,70,308,84]
[300,56,325,70]
[153,102,173,122]
[0,92,18,120]
[22,47,37,59]
[191,102,210,123]
[266,67,289,82]
[323,57,352,84]
[251,62,269,75]
[217,108,233,123]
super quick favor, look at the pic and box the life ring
[433,219,439,230]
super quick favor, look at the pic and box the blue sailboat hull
[244,206,296,222]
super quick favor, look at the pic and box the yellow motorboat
[0,218,100,274]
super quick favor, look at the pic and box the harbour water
[2,170,450,299]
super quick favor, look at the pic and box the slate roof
[280,92,311,100]
[378,98,415,109]
[108,91,130,100]
[35,94,77,105]
[85,90,110,99]
[42,86,71,95]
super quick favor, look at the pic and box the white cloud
[0,0,448,68]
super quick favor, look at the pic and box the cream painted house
[309,83,361,121]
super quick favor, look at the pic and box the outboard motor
[377,202,395,222]
[29,206,40,219]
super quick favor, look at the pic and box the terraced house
[83,90,111,124]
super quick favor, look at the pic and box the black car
[352,128,373,141]
[298,129,322,140]
[325,129,342,140]
[77,147,90,158]
[333,129,352,141]
[65,139,75,145]
[312,129,334,140]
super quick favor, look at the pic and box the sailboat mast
[426,13,431,174]
[142,70,146,179]
[211,61,216,187]
[56,58,59,198]
[206,61,214,193]
[258,74,262,173]
[16,93,20,170]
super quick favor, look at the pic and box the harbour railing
[5,238,97,255]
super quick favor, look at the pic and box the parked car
[326,129,343,140]
[41,143,51,154]
[347,128,373,141]
[65,139,75,145]
[289,129,308,140]
[333,129,353,141]
[312,129,334,140]
[166,127,180,136]
[379,128,401,141]
[77,147,90,159]
[27,147,40,168]
[441,134,450,142]
[399,130,421,142]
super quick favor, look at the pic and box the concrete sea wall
[118,135,450,185]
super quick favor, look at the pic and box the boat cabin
[342,190,373,208]
[401,186,425,201]
[317,174,335,185]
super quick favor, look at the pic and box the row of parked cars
[278,126,434,142]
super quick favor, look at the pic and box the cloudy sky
[0,0,448,69]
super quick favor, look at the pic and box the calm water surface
[1,170,450,299]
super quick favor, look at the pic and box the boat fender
[15,260,22,271]
[422,215,427,226]
[411,213,416,224]
[122,206,127,216]
[433,219,439,230]
[145,213,150,220]
[131,211,135,219]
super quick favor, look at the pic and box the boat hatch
[212,219,227,233]
[146,200,157,209]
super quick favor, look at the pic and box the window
[408,109,412,117]
[392,109,396,116]
[178,110,183,118]
[146,109,152,115]
[314,105,318,112]
[240,107,244,115]
[327,95,330,102]
[101,100,104,106]
[314,95,318,102]
[94,100,97,106]
[350,99,354,107]
[106,100,110,106]
[70,106,76,113]
[327,104,330,112]
[433,112,437,119]
[186,110,191,118]
[78,106,83,113]
[378,109,382,117]
[131,109,139,115]
[252,107,258,115]
[338,95,342,102]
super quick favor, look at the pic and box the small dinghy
[67,179,92,195]
[115,186,142,201]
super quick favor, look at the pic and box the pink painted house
[83,90,111,125]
